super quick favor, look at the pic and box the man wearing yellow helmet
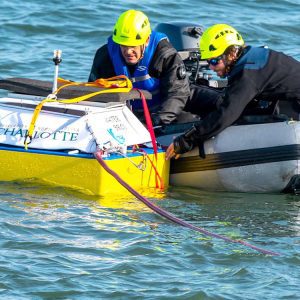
[166,23,300,160]
[88,9,190,125]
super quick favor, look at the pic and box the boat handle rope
[117,149,147,171]
[94,149,280,256]
[132,146,164,189]
[24,76,133,149]
[119,148,164,189]
[133,88,158,159]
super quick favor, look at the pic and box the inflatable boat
[157,117,300,194]
[156,119,300,193]
[154,22,300,194]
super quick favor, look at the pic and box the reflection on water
[168,186,300,237]
[2,181,299,248]
[1,181,300,298]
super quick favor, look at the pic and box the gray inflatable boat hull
[160,121,300,193]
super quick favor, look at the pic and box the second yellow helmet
[200,24,244,60]
[112,10,151,46]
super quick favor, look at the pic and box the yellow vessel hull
[0,146,169,196]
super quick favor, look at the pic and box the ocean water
[1,0,300,299]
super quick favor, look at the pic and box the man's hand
[166,143,181,160]
[165,126,199,160]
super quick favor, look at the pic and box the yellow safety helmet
[200,24,244,59]
[112,10,151,46]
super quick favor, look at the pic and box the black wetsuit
[88,38,190,125]
[174,46,300,154]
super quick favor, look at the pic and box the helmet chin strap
[138,43,147,62]
[223,46,243,75]
[224,57,233,75]
[138,37,150,63]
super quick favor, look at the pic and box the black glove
[173,126,197,154]
[173,125,206,158]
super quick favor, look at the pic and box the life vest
[107,31,167,110]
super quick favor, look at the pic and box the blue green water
[1,0,300,299]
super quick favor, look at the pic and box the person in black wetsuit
[166,23,300,160]
[88,9,190,126]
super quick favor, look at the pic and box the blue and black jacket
[107,31,166,110]
[88,32,190,125]
[193,46,300,142]
[174,46,300,154]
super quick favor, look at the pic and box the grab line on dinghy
[94,150,280,256]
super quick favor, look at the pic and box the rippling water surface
[1,0,300,299]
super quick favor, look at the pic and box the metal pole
[52,49,62,93]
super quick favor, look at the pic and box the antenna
[52,49,62,93]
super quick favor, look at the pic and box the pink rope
[94,150,280,256]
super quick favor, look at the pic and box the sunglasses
[207,56,223,66]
